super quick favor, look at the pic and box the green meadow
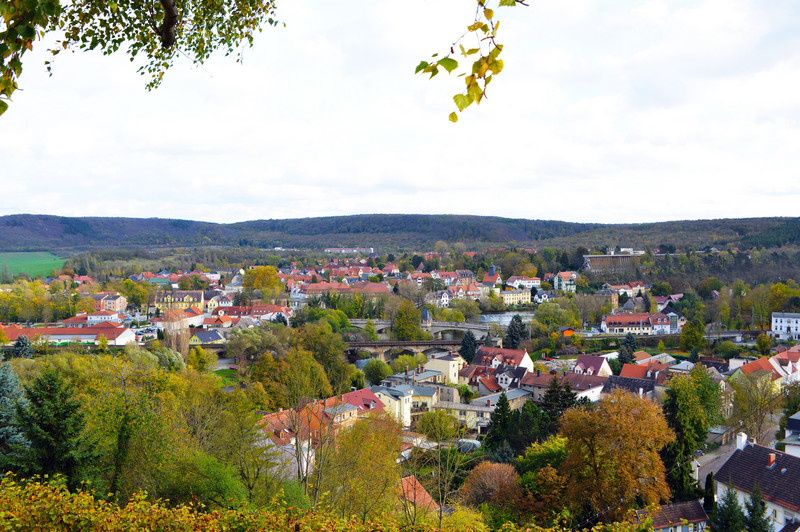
[0,252,65,278]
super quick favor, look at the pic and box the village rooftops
[716,441,800,513]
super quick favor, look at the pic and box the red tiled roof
[398,475,439,511]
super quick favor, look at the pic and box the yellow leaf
[449,112,458,123]
[484,8,493,19]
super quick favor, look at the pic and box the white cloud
[2,0,800,225]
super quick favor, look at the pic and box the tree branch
[159,0,178,48]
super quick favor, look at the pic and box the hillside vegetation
[0,213,796,252]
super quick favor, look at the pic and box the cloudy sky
[2,0,800,225]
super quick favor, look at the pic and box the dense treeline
[0,214,797,252]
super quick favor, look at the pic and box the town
[1,243,799,532]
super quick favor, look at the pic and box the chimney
[405,367,408,376]
[486,400,490,406]
[768,453,776,468]
[736,432,747,450]
[536,369,541,377]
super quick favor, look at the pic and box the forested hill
[0,213,796,252]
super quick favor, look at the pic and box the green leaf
[438,57,458,73]
[453,93,471,112]
[414,61,428,74]
[449,112,458,123]
[0,100,8,116]
[499,0,516,6]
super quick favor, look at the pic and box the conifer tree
[0,362,28,469]
[622,332,638,353]
[617,344,635,365]
[12,368,99,490]
[459,330,478,363]
[503,314,525,350]
[710,486,745,532]
[744,486,772,532]
[484,392,512,452]
[484,333,493,347]
[12,336,33,359]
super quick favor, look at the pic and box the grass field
[0,252,65,278]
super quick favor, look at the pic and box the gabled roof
[638,500,708,528]
[738,357,782,381]
[398,475,439,511]
[192,330,224,343]
[602,375,655,395]
[476,346,528,367]
[560,372,608,391]
[716,443,800,512]
[574,354,607,374]
[340,388,385,414]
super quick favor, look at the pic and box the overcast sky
[2,0,800,225]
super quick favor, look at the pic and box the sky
[2,0,800,225]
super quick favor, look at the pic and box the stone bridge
[349,319,493,338]
[347,340,462,361]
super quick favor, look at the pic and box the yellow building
[500,289,531,306]
[154,290,205,312]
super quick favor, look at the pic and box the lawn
[0,252,65,278]
[214,368,239,387]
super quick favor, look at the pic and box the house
[189,329,225,345]
[506,276,541,289]
[533,291,552,304]
[520,370,560,402]
[715,433,800,531]
[553,272,578,293]
[493,364,528,390]
[482,265,502,287]
[398,475,439,513]
[432,389,531,432]
[636,500,708,532]
[730,357,783,394]
[601,375,656,400]
[601,312,671,335]
[476,346,534,372]
[425,290,451,308]
[560,373,608,403]
[772,312,800,341]
[370,385,413,427]
[499,289,531,306]
[782,410,800,458]
[573,354,613,377]
[0,323,136,346]
[154,290,204,312]
[63,310,125,328]
[425,353,465,385]
[339,388,386,416]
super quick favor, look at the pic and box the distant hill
[0,214,795,252]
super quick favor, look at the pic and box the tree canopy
[1,0,524,117]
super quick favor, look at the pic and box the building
[154,290,205,312]
[499,289,532,306]
[601,312,671,335]
[715,433,800,531]
[506,276,541,289]
[553,272,578,293]
[782,410,800,458]
[424,353,465,385]
[573,354,613,377]
[773,312,800,341]
[636,500,708,532]
[476,346,534,372]
[432,389,531,432]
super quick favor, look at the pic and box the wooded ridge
[0,213,796,252]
